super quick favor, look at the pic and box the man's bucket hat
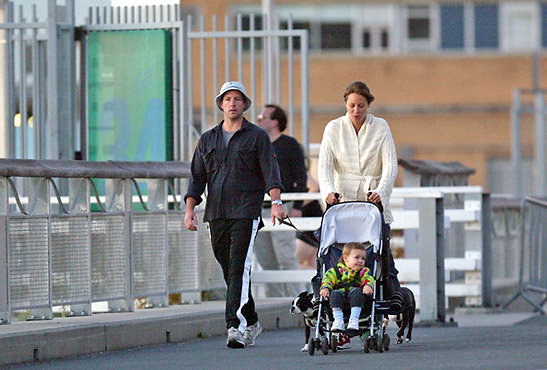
[215,81,252,112]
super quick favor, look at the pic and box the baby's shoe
[347,317,360,331]
[331,318,345,332]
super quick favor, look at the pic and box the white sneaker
[243,321,263,346]
[226,327,245,349]
[331,318,345,332]
[347,317,360,331]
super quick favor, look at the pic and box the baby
[320,242,375,331]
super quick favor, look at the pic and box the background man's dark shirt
[271,134,307,210]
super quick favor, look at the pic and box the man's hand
[184,209,198,231]
[271,203,287,225]
[184,197,198,231]
[325,192,341,205]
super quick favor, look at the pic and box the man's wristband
[271,199,283,206]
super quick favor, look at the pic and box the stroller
[307,201,395,355]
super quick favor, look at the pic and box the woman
[318,81,402,309]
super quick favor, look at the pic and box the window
[363,30,371,49]
[280,21,311,50]
[408,5,430,39]
[441,4,464,49]
[474,4,499,49]
[320,23,351,49]
[406,5,432,50]
[241,14,263,50]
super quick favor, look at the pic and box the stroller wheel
[376,333,384,353]
[321,337,329,355]
[330,334,338,353]
[308,337,315,356]
[364,337,373,353]
[383,334,390,351]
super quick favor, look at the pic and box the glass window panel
[408,17,430,39]
[321,23,351,49]
[381,29,389,48]
[363,30,371,48]
[475,4,499,49]
[441,4,464,49]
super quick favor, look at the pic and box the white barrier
[256,186,487,315]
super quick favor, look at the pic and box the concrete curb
[0,299,302,366]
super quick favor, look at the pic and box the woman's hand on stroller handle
[325,192,341,205]
[320,287,330,299]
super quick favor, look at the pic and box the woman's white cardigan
[318,113,398,224]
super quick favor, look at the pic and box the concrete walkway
[0,298,540,366]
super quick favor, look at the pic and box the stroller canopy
[318,202,383,257]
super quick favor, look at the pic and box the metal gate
[1,1,310,161]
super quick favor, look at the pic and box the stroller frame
[310,201,392,355]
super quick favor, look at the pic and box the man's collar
[213,117,252,132]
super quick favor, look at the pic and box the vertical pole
[46,0,59,159]
[510,88,522,197]
[300,30,310,156]
[481,193,493,308]
[199,15,206,135]
[249,14,256,122]
[0,1,8,158]
[0,177,9,323]
[212,15,219,125]
[179,20,189,161]
[534,90,546,196]
[262,0,275,102]
[287,15,294,137]
[418,196,445,322]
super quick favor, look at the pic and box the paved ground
[5,313,547,369]
[1,295,546,368]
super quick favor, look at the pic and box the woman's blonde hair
[339,242,368,264]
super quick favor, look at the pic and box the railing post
[146,178,169,308]
[463,190,483,306]
[481,193,493,308]
[67,178,91,316]
[0,177,9,323]
[29,178,52,320]
[105,179,134,312]
[418,196,446,322]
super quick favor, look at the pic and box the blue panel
[441,4,464,49]
[474,3,499,49]
[542,3,547,48]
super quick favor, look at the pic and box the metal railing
[503,197,547,314]
[0,158,225,324]
[256,186,493,322]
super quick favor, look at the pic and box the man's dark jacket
[185,118,283,222]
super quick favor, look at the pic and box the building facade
[184,0,546,195]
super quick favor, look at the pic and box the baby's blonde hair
[339,242,368,264]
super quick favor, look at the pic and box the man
[184,81,286,349]
[255,104,307,297]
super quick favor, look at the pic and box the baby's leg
[347,289,365,317]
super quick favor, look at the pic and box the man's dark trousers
[209,218,260,332]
